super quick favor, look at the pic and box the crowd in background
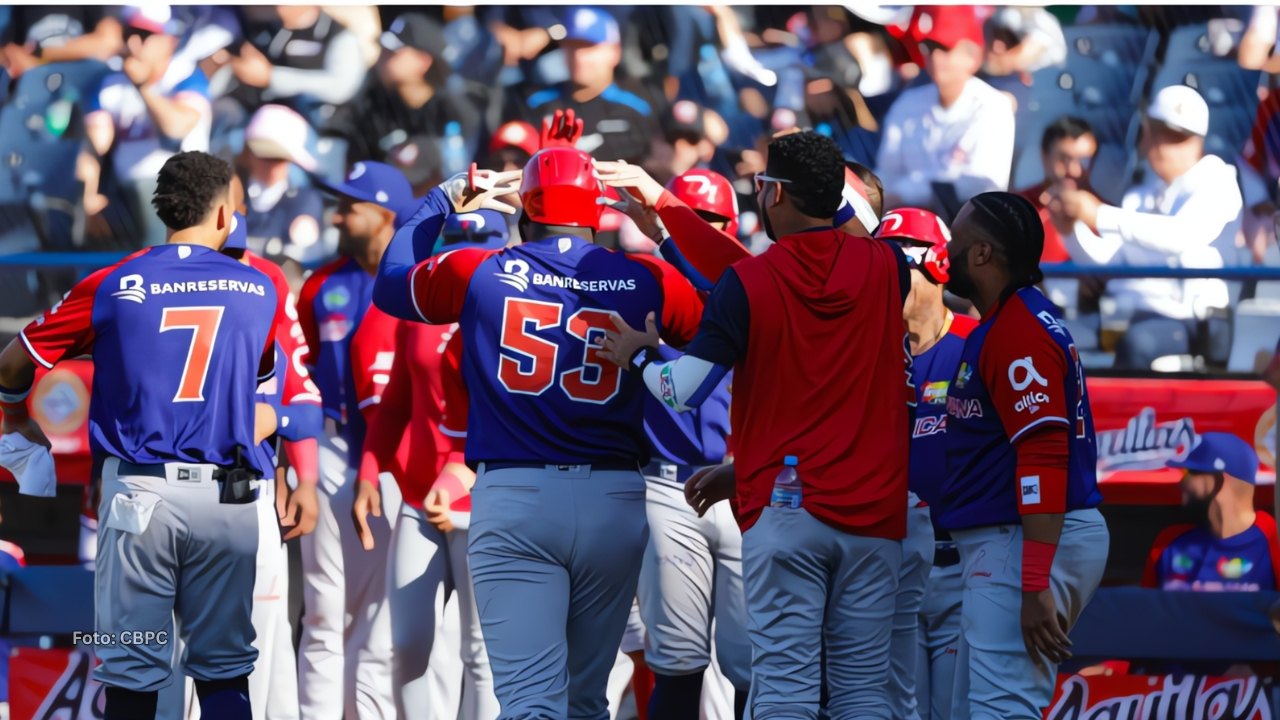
[2,4,1280,373]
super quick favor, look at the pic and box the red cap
[874,207,952,284]
[665,169,739,237]
[908,5,985,51]
[520,147,604,230]
[490,121,540,159]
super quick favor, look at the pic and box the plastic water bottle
[769,455,802,509]
[442,121,467,178]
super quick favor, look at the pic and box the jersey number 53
[497,298,622,405]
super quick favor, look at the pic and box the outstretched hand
[599,312,659,369]
[594,160,666,209]
[541,108,585,148]
[441,165,523,214]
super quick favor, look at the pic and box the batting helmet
[666,168,739,237]
[874,207,952,284]
[520,147,604,231]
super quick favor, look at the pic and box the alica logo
[1015,392,1050,414]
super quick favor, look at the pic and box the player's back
[460,236,663,464]
[88,245,278,473]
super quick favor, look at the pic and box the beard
[761,204,778,243]
[944,246,977,300]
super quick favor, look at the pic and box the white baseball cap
[244,104,317,171]
[1147,85,1209,138]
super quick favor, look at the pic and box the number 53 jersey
[408,235,703,465]
[20,244,281,475]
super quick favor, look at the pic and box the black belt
[481,461,640,473]
[933,543,960,568]
[642,461,707,484]
[116,460,259,504]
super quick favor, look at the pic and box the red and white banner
[1047,673,1273,719]
[10,647,104,720]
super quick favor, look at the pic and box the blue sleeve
[275,402,324,441]
[373,187,453,321]
[173,69,210,98]
[684,269,749,367]
[658,238,714,293]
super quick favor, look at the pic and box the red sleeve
[655,190,750,285]
[408,248,493,323]
[440,331,468,439]
[628,253,705,348]
[259,286,286,382]
[20,264,116,369]
[1142,524,1195,589]
[1256,512,1280,590]
[351,306,398,420]
[295,271,323,369]
[358,319,414,484]
[980,300,1073,514]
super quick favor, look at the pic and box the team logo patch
[658,364,678,409]
[1020,475,1041,505]
[1171,553,1195,574]
[1008,356,1049,392]
[955,362,973,389]
[947,395,983,420]
[922,381,949,405]
[495,259,531,292]
[912,415,946,438]
[112,274,146,303]
[177,467,201,482]
[1217,557,1253,580]
[319,316,351,342]
[322,286,350,311]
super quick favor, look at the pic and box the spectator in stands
[1143,433,1278,592]
[2,6,123,76]
[226,5,365,131]
[876,5,1015,217]
[487,120,539,172]
[1018,116,1098,264]
[330,13,481,176]
[1051,86,1243,370]
[515,7,662,164]
[983,7,1067,77]
[85,5,210,248]
[240,104,326,268]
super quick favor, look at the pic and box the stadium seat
[1227,298,1280,372]
[1150,63,1262,161]
[1064,23,1158,69]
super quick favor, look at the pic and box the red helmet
[874,207,952,284]
[665,168,739,237]
[520,147,604,231]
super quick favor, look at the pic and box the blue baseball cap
[315,161,417,226]
[562,7,620,46]
[434,210,511,254]
[224,211,248,252]
[1166,432,1259,485]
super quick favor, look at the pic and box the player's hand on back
[594,160,666,209]
[1021,589,1072,668]
[281,481,319,541]
[600,312,659,370]
[352,479,383,551]
[441,166,523,215]
[685,463,735,517]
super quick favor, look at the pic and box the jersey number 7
[498,298,622,404]
[160,306,225,403]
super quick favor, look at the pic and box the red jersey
[349,302,399,420]
[1015,183,1072,264]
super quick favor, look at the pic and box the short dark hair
[153,151,233,231]
[967,191,1045,286]
[847,161,883,218]
[1040,116,1096,155]
[766,131,845,218]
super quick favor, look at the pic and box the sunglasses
[754,173,792,193]
[894,241,930,269]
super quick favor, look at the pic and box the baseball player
[225,211,323,720]
[0,152,280,720]
[294,162,415,720]
[599,131,912,719]
[937,192,1109,720]
[352,210,510,720]
[874,209,977,720]
[614,168,751,719]
[372,126,704,717]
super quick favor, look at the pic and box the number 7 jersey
[19,244,281,475]
[408,236,703,465]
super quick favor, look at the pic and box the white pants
[915,559,962,720]
[388,503,500,720]
[889,499,934,720]
[297,433,401,720]
[250,480,299,720]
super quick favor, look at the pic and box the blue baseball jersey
[1144,515,1280,592]
[938,287,1103,531]
[406,237,703,465]
[297,256,375,464]
[21,245,280,475]
[909,314,976,512]
[644,344,731,469]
